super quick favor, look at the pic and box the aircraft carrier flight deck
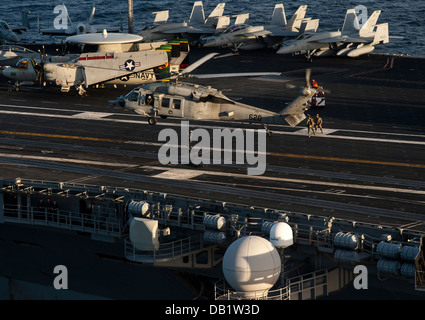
[1,47,425,300]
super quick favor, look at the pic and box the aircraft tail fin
[207,3,225,19]
[342,9,360,34]
[279,87,316,127]
[233,13,249,26]
[21,10,30,28]
[205,3,225,26]
[299,18,319,34]
[189,1,205,24]
[88,5,95,25]
[287,5,307,31]
[153,10,169,24]
[215,15,230,33]
[373,23,389,44]
[270,4,287,27]
[359,10,381,37]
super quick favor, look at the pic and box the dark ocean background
[1,0,424,56]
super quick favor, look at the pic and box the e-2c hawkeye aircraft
[1,31,188,95]
[113,63,319,128]
[277,9,388,61]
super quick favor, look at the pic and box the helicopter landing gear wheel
[148,117,157,125]
[76,85,86,96]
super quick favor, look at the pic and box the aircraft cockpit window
[172,99,182,109]
[15,60,28,69]
[126,91,138,102]
[0,21,11,31]
[161,97,170,108]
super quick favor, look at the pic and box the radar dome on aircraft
[269,222,293,248]
[222,236,281,298]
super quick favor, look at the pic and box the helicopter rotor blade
[189,72,282,79]
[305,68,311,85]
[190,72,281,79]
[179,52,219,75]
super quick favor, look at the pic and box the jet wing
[162,26,215,34]
[316,36,371,43]
[234,30,272,38]
[41,28,72,36]
[267,30,299,37]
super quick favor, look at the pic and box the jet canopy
[0,20,12,31]
[0,45,36,54]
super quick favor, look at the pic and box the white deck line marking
[152,169,204,180]
[71,112,114,119]
[1,104,425,146]
[0,153,135,167]
[146,166,425,195]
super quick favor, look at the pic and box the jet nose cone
[277,46,294,54]
[202,41,216,48]
[8,32,20,43]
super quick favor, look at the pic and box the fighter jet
[0,20,20,43]
[277,9,389,61]
[41,3,121,36]
[200,4,319,50]
[140,1,229,44]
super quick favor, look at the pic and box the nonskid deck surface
[1,48,425,299]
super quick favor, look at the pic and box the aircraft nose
[9,32,20,43]
[1,67,11,79]
[277,45,294,55]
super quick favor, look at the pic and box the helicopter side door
[158,95,184,119]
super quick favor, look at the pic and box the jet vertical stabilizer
[89,5,95,25]
[286,5,307,32]
[342,9,360,34]
[205,3,225,24]
[189,1,206,24]
[153,10,169,24]
[359,10,381,37]
[270,4,287,27]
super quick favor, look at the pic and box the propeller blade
[179,52,219,75]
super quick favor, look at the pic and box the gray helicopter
[112,54,321,128]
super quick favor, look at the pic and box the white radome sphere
[269,222,294,248]
[222,236,281,298]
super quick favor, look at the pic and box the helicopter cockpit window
[125,90,138,102]
[172,99,181,110]
[161,97,170,108]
